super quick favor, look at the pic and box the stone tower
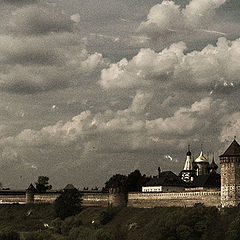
[109,186,127,207]
[220,139,240,207]
[26,183,35,204]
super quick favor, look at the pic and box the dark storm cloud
[1,43,61,66]
[10,6,73,35]
[0,66,69,94]
[3,0,37,5]
[0,4,106,95]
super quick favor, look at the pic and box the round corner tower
[26,183,35,204]
[109,186,127,207]
[220,139,240,207]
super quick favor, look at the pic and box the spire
[210,156,218,171]
[158,167,161,177]
[186,145,191,156]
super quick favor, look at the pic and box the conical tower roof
[184,146,192,171]
[220,139,240,157]
[26,183,35,191]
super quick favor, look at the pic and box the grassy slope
[0,204,238,240]
[0,204,55,232]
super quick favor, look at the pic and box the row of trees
[104,169,150,192]
[35,168,149,193]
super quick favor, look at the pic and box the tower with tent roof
[220,139,240,207]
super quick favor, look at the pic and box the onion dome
[195,151,209,163]
[210,157,218,170]
[186,150,191,156]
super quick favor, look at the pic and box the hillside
[0,204,239,240]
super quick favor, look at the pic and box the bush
[54,188,82,220]
[95,230,114,240]
[61,216,82,236]
[69,226,95,240]
[51,218,63,234]
[99,206,119,225]
[24,230,54,240]
[0,231,20,240]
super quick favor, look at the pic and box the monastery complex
[1,139,240,208]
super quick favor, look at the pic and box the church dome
[195,151,209,163]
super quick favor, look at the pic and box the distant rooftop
[143,171,186,187]
[190,172,220,188]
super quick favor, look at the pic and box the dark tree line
[104,169,150,192]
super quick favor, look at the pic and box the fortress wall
[0,193,25,204]
[0,190,221,207]
[34,193,61,203]
[34,192,109,206]
[127,190,221,208]
[82,193,109,207]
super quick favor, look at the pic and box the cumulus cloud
[138,0,227,41]
[71,13,81,23]
[100,37,240,93]
[2,94,225,153]
[100,41,186,89]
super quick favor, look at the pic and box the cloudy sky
[0,0,240,189]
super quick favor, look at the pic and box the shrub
[99,206,119,225]
[69,226,95,240]
[51,218,63,234]
[61,216,82,236]
[54,188,82,220]
[0,231,20,240]
[95,230,114,240]
[24,230,54,240]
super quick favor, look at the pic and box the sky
[0,0,240,189]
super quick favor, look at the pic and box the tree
[104,174,127,191]
[35,176,52,193]
[54,188,82,220]
[104,170,150,192]
[126,170,149,192]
